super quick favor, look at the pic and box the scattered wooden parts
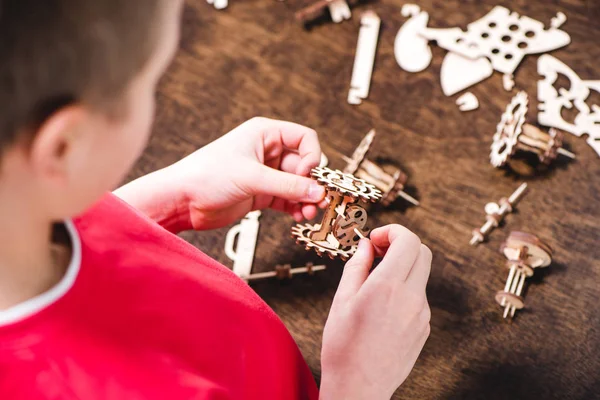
[495,231,553,319]
[206,0,228,9]
[470,183,528,246]
[395,6,571,95]
[291,167,382,260]
[491,91,576,169]
[246,263,327,282]
[456,92,479,112]
[537,54,600,157]
[295,0,359,24]
[225,211,262,280]
[348,11,381,105]
[502,74,515,91]
[343,129,420,206]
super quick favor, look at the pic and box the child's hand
[116,117,326,232]
[320,224,432,400]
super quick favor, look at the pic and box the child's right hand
[320,224,432,400]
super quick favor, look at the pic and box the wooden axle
[246,263,326,282]
[470,183,528,245]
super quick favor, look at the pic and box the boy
[0,1,432,399]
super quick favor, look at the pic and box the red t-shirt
[0,194,319,399]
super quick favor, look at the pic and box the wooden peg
[495,231,553,319]
[470,183,528,245]
[491,91,575,169]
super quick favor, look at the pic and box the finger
[369,224,422,282]
[301,203,318,220]
[406,245,433,289]
[260,119,322,177]
[279,151,303,174]
[333,239,375,306]
[256,165,326,203]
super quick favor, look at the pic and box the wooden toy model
[491,91,575,169]
[495,231,553,319]
[343,129,419,207]
[291,167,382,261]
[470,183,528,245]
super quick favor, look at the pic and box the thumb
[333,239,375,306]
[257,166,325,203]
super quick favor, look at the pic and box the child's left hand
[115,117,327,232]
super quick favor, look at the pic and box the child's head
[0,0,183,220]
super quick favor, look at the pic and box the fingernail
[308,184,325,201]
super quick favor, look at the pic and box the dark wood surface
[129,1,600,398]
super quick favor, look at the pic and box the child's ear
[29,106,89,184]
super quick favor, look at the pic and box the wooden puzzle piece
[537,55,600,157]
[456,92,480,111]
[348,11,381,105]
[225,211,261,279]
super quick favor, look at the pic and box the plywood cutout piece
[419,6,571,76]
[348,11,381,105]
[328,0,351,23]
[394,5,432,73]
[224,211,261,279]
[441,52,493,96]
[456,92,480,111]
[537,54,600,157]
[207,0,228,10]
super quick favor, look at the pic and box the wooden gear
[342,129,419,207]
[491,91,575,169]
[495,231,553,319]
[291,167,381,260]
[470,183,528,245]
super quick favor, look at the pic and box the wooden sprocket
[311,167,382,203]
[491,91,528,167]
[291,223,357,261]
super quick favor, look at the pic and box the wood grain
[128,1,600,398]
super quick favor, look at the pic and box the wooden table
[130,1,600,398]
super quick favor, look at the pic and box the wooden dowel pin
[470,183,528,246]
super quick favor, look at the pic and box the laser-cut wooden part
[328,0,351,23]
[246,263,327,282]
[537,54,600,157]
[470,183,528,246]
[419,6,571,76]
[503,73,515,91]
[291,167,381,260]
[348,11,381,105]
[224,211,261,280]
[343,130,419,206]
[295,0,360,24]
[207,0,228,9]
[491,91,576,169]
[394,5,432,73]
[332,205,368,248]
[496,231,553,319]
[456,92,480,112]
[395,5,570,93]
[441,53,493,96]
